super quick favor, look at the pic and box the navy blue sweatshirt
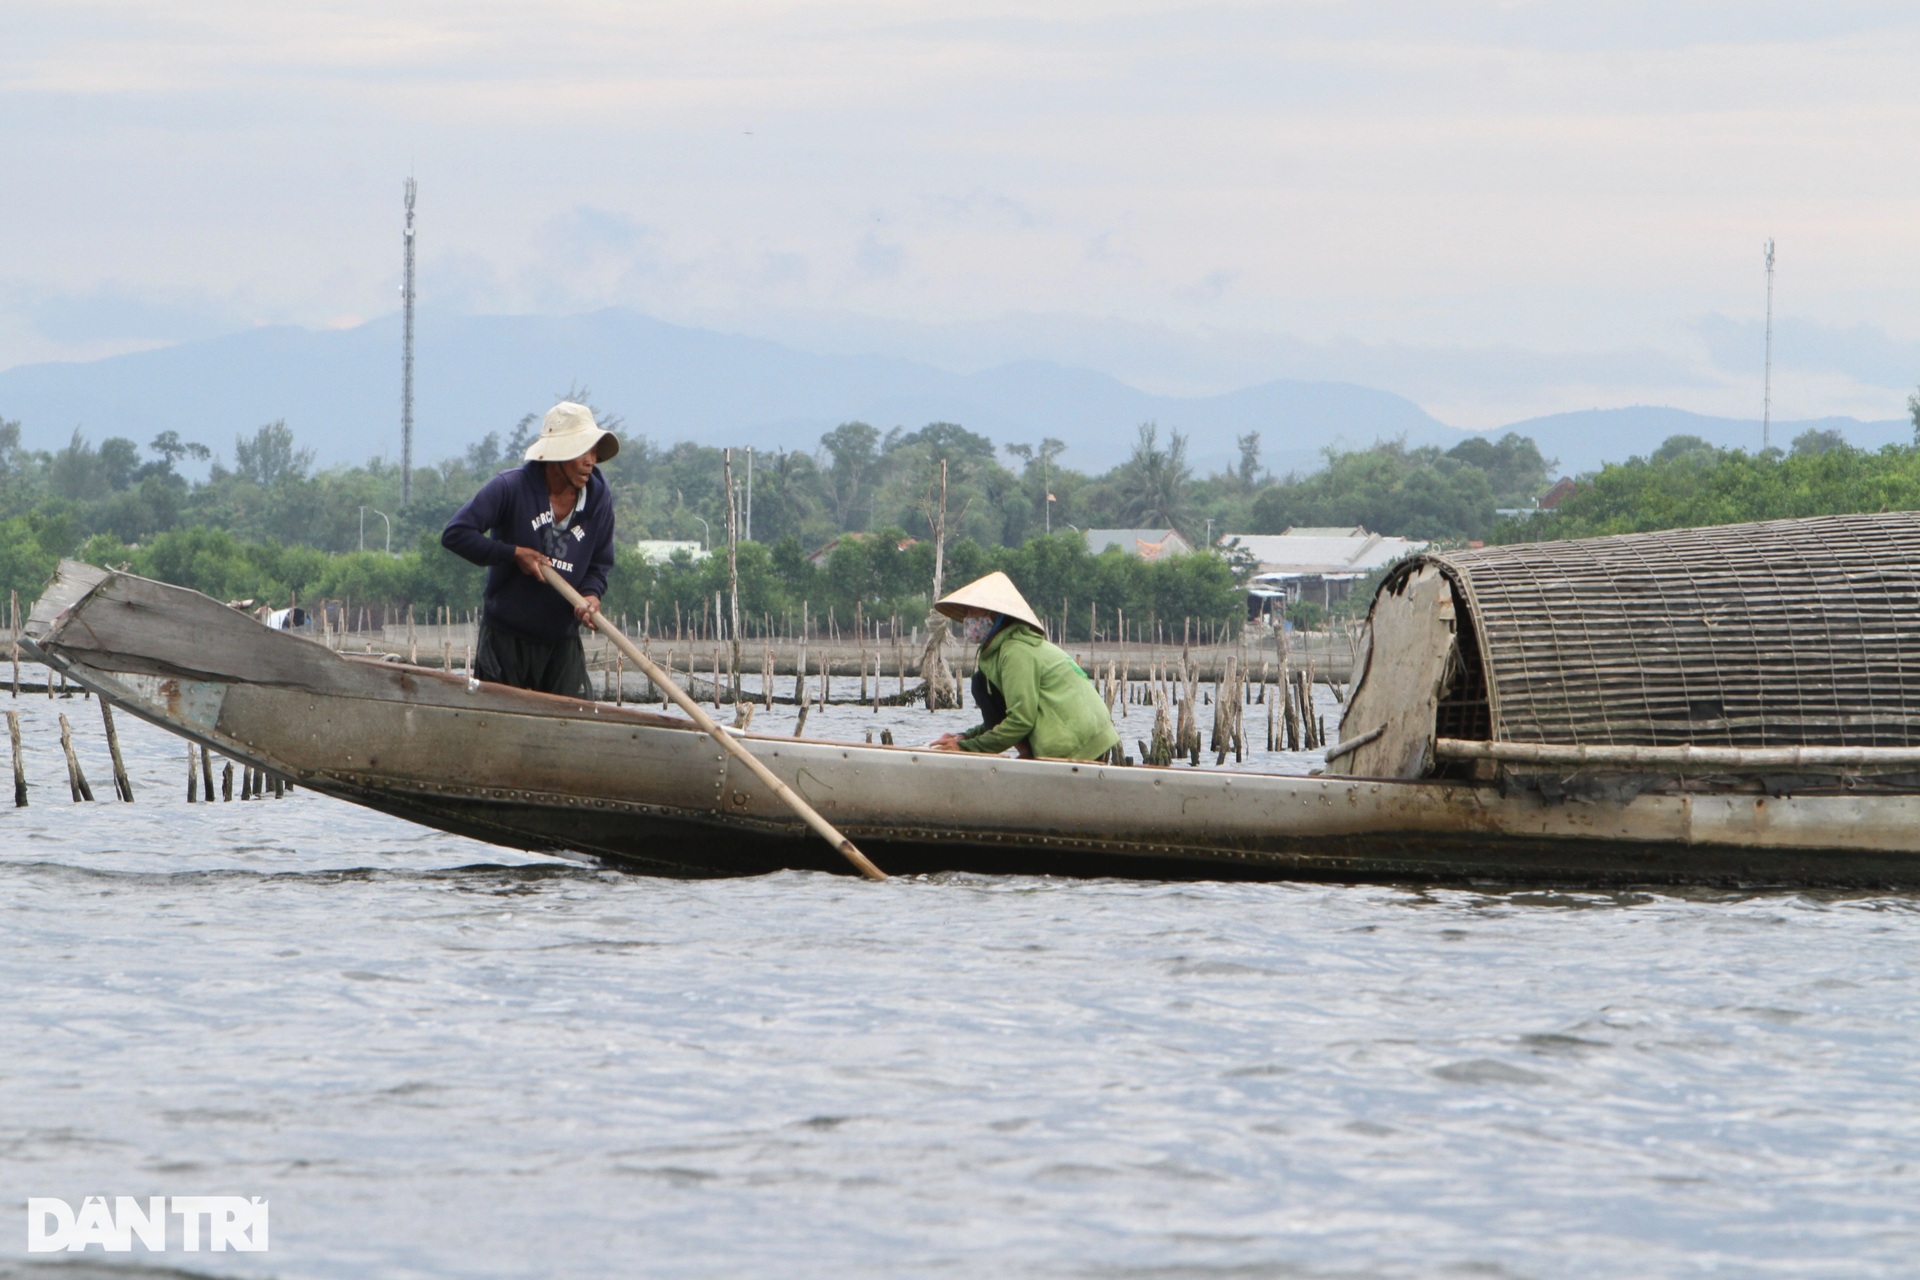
[441,461,617,643]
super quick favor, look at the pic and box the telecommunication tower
[401,177,417,503]
[1762,238,1775,452]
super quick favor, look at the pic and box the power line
[401,177,417,504]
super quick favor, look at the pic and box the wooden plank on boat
[1437,738,1920,769]
[35,567,366,694]
[1328,564,1454,779]
[25,560,110,634]
[214,682,732,819]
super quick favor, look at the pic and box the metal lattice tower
[401,177,417,504]
[1762,238,1775,452]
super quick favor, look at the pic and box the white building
[1222,526,1429,616]
[634,540,708,565]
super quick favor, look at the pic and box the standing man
[442,401,619,697]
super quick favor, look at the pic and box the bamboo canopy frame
[1428,511,1920,749]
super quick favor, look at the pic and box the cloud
[919,187,1040,229]
[2,0,1918,430]
[854,231,905,279]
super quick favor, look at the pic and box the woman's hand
[928,733,965,751]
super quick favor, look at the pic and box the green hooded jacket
[958,624,1120,761]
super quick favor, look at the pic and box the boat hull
[28,563,1920,887]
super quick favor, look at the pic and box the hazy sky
[4,1,1918,427]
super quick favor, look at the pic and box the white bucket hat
[934,571,1044,632]
[525,401,620,464]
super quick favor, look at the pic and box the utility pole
[1763,237,1775,453]
[1043,453,1051,535]
[401,177,417,504]
[932,459,948,603]
[724,448,741,700]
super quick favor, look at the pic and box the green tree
[1234,431,1263,490]
[1116,423,1192,528]
[49,431,107,502]
[232,421,314,487]
[1496,434,1920,542]
[0,514,64,607]
[819,422,881,530]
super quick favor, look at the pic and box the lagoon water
[5,683,1920,1278]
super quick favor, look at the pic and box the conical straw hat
[525,401,621,463]
[935,571,1043,632]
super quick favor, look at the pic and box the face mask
[961,614,998,644]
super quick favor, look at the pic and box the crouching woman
[928,572,1120,762]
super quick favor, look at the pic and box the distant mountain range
[0,308,1904,479]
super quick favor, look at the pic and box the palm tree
[1118,423,1191,529]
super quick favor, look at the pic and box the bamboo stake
[100,701,133,801]
[540,565,884,879]
[200,744,213,801]
[57,713,93,802]
[8,709,25,806]
[186,744,198,802]
[725,447,742,705]
[221,761,233,801]
[795,603,809,705]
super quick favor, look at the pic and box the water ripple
[4,697,1920,1276]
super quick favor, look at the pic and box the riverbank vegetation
[1497,427,1920,543]
[12,395,1920,628]
[0,403,1551,626]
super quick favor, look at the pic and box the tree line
[0,401,1555,627]
[1496,423,1920,543]
[15,400,1920,630]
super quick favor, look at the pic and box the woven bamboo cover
[1430,511,1920,747]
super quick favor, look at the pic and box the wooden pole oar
[540,565,886,881]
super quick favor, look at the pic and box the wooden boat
[24,513,1920,885]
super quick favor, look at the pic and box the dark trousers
[476,621,592,699]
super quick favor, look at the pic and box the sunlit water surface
[4,685,1919,1278]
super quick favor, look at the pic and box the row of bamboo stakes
[1102,651,1330,767]
[309,594,1272,653]
[4,698,288,808]
[4,587,1340,796]
[6,590,287,806]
